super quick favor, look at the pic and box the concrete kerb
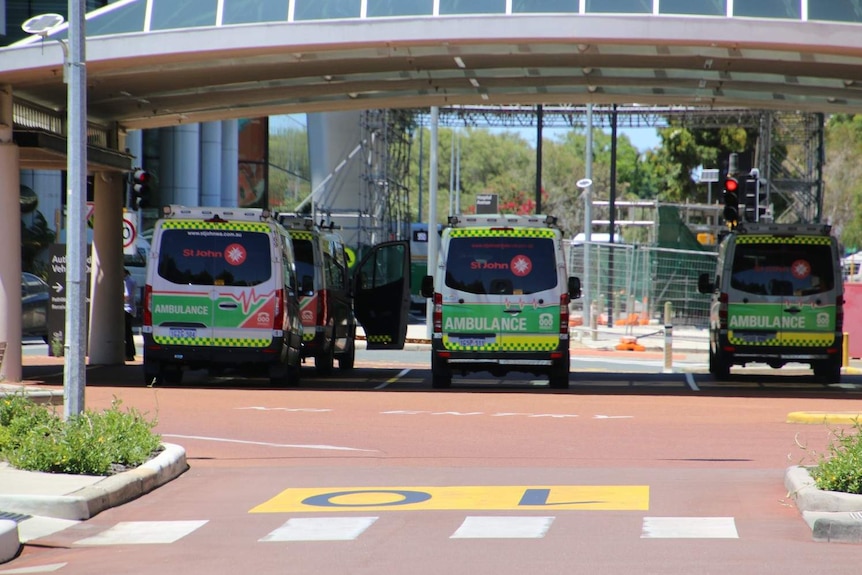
[0,443,188,521]
[0,443,188,564]
[785,466,862,543]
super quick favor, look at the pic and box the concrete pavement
[2,323,862,562]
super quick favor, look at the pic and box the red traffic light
[724,177,739,192]
[133,169,149,185]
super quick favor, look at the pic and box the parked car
[22,272,49,342]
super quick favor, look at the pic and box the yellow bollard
[843,332,850,367]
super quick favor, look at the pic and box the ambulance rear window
[730,243,834,296]
[444,237,557,295]
[157,228,272,286]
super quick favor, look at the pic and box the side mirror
[567,276,582,299]
[420,275,434,298]
[697,273,714,294]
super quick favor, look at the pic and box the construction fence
[567,243,718,329]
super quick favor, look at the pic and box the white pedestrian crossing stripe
[641,517,739,539]
[35,515,743,547]
[260,517,378,541]
[451,516,554,539]
[74,521,208,546]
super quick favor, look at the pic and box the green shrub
[0,393,161,476]
[808,422,862,495]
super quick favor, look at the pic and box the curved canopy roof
[3,0,862,132]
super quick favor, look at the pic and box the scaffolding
[355,109,413,250]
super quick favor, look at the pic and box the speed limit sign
[123,212,138,255]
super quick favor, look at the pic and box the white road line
[162,434,378,452]
[0,563,68,573]
[450,516,555,539]
[74,521,208,546]
[641,517,738,539]
[260,517,378,541]
[686,372,700,391]
[375,368,412,389]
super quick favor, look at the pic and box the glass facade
[659,0,725,17]
[439,0,507,15]
[586,0,652,14]
[513,0,578,13]
[735,0,801,20]
[368,0,434,18]
[4,1,862,43]
[294,0,360,21]
[151,0,218,30]
[223,0,289,25]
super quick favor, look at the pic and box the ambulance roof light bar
[162,205,272,222]
[447,214,559,228]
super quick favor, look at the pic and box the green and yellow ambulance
[142,206,305,386]
[420,214,581,389]
[697,222,844,381]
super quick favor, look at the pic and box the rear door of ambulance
[150,220,279,349]
[727,234,839,350]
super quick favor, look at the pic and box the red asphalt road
[10,357,862,574]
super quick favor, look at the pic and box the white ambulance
[420,214,581,389]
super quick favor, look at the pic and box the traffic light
[129,168,151,210]
[743,176,759,222]
[722,176,739,225]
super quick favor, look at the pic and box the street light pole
[64,0,87,418]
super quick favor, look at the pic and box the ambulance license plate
[169,328,197,339]
[455,336,495,347]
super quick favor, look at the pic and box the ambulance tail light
[718,292,729,330]
[836,295,844,331]
[274,288,285,329]
[318,289,327,326]
[559,292,570,335]
[432,292,443,333]
[143,284,153,327]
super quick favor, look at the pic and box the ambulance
[420,214,581,389]
[142,206,305,386]
[143,206,413,386]
[697,222,844,381]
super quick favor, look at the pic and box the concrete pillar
[221,119,239,207]
[200,122,222,206]
[307,111,363,246]
[159,127,175,201]
[0,84,22,382]
[174,124,200,206]
[87,172,125,365]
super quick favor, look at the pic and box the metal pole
[663,301,673,373]
[426,107,439,336]
[584,104,593,338]
[417,126,424,222]
[607,105,618,328]
[65,0,87,419]
[536,104,543,214]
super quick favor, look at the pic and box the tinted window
[444,237,557,295]
[292,238,316,294]
[157,229,272,286]
[730,243,834,296]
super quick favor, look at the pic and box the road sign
[701,169,720,182]
[47,244,92,357]
[123,211,138,255]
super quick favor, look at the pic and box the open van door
[352,241,410,350]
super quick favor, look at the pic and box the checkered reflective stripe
[161,220,271,233]
[443,336,559,351]
[302,333,315,342]
[728,332,835,346]
[289,230,315,241]
[366,334,393,344]
[449,228,557,239]
[152,334,272,347]
[735,235,831,245]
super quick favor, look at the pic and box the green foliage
[823,114,862,251]
[0,393,161,476]
[808,422,862,495]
